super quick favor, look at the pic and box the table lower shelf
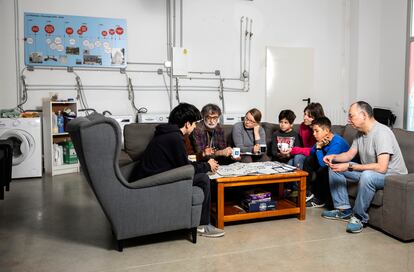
[212,199,300,224]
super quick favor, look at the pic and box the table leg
[278,183,284,198]
[217,183,225,229]
[298,176,306,220]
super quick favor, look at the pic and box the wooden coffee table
[212,170,308,229]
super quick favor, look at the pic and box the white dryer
[0,118,42,178]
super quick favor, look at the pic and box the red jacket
[290,123,316,157]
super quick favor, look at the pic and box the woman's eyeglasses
[244,116,256,124]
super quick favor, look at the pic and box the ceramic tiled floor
[1,174,413,272]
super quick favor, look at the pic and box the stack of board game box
[241,189,276,212]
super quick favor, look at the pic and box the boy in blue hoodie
[304,117,350,208]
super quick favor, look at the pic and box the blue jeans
[288,154,306,169]
[328,168,385,223]
[287,154,306,191]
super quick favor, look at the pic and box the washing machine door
[0,129,35,166]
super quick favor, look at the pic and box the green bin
[62,141,78,164]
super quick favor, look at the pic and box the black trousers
[193,173,211,225]
[303,155,332,204]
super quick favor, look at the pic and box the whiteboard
[265,47,314,124]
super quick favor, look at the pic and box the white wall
[0,0,19,109]
[0,0,408,127]
[353,0,407,128]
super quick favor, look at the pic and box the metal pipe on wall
[168,0,174,110]
[173,0,176,47]
[180,0,183,47]
[247,18,253,80]
[14,0,22,105]
[127,62,164,66]
[244,17,249,78]
[240,16,244,79]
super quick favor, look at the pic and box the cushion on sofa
[347,182,384,206]
[124,123,157,161]
[392,128,414,173]
[341,124,358,145]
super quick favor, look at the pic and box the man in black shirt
[135,103,224,238]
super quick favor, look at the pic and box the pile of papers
[209,161,296,179]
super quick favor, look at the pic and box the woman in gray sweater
[232,108,267,162]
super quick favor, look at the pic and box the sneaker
[197,224,225,238]
[306,192,314,202]
[306,197,325,208]
[346,216,365,233]
[321,209,352,221]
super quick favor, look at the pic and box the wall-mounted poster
[24,13,127,68]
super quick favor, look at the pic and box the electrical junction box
[137,113,169,124]
[222,113,245,125]
[106,115,135,148]
[172,47,190,76]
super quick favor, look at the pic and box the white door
[265,47,314,124]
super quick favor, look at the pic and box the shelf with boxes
[42,98,80,176]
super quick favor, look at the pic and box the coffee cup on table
[232,147,241,158]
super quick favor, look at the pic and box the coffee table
[212,170,308,229]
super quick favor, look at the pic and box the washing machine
[0,118,42,178]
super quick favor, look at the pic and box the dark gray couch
[124,122,414,242]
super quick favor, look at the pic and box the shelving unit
[42,98,80,176]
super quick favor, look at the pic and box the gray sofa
[124,122,414,242]
[67,114,204,251]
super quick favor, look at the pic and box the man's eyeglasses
[205,115,219,122]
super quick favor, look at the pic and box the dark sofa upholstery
[68,114,204,251]
[124,122,414,241]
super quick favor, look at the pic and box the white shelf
[43,98,80,176]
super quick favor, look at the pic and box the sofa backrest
[124,122,412,173]
[124,123,157,161]
[392,128,414,173]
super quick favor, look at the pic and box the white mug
[232,147,241,158]
[278,142,289,152]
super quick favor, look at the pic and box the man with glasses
[192,104,234,164]
[322,101,407,233]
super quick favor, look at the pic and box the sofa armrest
[119,160,140,181]
[382,173,414,241]
[126,164,195,189]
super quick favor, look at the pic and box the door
[265,47,314,123]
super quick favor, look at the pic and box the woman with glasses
[192,104,234,164]
[232,108,267,163]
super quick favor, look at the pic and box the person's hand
[323,154,336,166]
[208,159,219,173]
[317,135,331,149]
[232,155,242,161]
[253,144,260,154]
[203,147,216,157]
[329,162,349,172]
[221,147,233,157]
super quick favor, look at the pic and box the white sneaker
[197,224,225,238]
[306,193,314,202]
